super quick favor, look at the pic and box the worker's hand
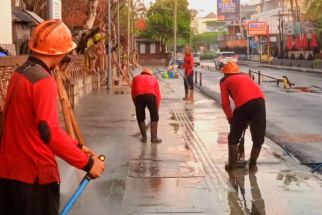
[82,145,97,157]
[89,156,105,179]
[184,75,187,80]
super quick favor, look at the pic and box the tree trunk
[84,0,100,30]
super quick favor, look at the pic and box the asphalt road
[196,61,322,164]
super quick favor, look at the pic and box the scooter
[60,155,105,215]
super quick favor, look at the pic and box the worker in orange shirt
[0,20,105,215]
[131,68,162,143]
[182,46,194,101]
[220,62,266,172]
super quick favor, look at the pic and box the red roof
[204,12,217,19]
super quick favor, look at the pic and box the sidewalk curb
[239,61,322,75]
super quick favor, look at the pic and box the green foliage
[193,32,219,44]
[200,51,215,60]
[142,0,191,48]
[305,0,322,42]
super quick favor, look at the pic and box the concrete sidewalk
[58,67,322,215]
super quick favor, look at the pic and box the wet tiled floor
[58,68,322,215]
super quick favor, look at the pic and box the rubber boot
[237,143,245,161]
[138,122,147,143]
[151,122,162,143]
[182,87,188,100]
[249,147,261,173]
[188,89,194,101]
[225,144,238,171]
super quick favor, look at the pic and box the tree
[305,0,322,43]
[192,32,219,52]
[143,0,191,52]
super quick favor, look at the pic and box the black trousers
[0,178,60,215]
[135,94,159,123]
[184,72,194,91]
[228,98,266,149]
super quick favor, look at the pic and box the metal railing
[248,69,295,89]
[195,66,295,89]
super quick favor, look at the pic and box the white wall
[0,0,12,44]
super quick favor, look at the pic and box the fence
[0,55,101,110]
[248,69,294,89]
[197,63,295,89]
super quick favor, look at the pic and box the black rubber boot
[225,144,238,171]
[182,88,188,100]
[138,122,147,143]
[151,122,162,143]
[249,147,261,173]
[188,89,194,101]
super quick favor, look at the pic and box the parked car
[238,54,246,61]
[192,53,200,66]
[215,52,238,70]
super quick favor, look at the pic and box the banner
[248,22,268,36]
[217,0,240,21]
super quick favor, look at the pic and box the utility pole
[127,0,131,67]
[173,0,177,67]
[117,0,120,76]
[107,0,112,89]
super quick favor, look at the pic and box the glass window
[140,43,145,54]
[150,43,156,54]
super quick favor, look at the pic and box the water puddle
[169,122,180,134]
[285,86,322,94]
[276,170,313,192]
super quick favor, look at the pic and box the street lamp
[174,0,177,68]
[107,0,112,89]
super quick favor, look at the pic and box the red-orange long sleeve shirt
[131,73,161,108]
[220,73,265,121]
[0,57,92,185]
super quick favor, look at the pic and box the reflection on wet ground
[284,86,322,94]
[59,69,322,215]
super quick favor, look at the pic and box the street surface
[197,61,322,165]
[58,67,322,215]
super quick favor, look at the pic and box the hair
[0,46,9,55]
[185,46,192,55]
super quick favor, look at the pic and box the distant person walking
[182,46,194,101]
[0,47,9,57]
[131,68,162,143]
[220,62,266,172]
[0,20,105,215]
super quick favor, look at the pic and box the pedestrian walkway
[59,67,322,215]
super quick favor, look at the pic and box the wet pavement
[59,67,322,215]
[195,63,322,166]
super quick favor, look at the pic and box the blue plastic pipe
[60,175,91,215]
[60,155,105,215]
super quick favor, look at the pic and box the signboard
[248,22,268,36]
[0,0,12,43]
[217,0,240,21]
[48,0,62,19]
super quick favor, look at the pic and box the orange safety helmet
[221,62,240,74]
[28,19,77,55]
[141,67,153,75]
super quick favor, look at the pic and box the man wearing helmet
[0,20,105,215]
[220,62,266,172]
